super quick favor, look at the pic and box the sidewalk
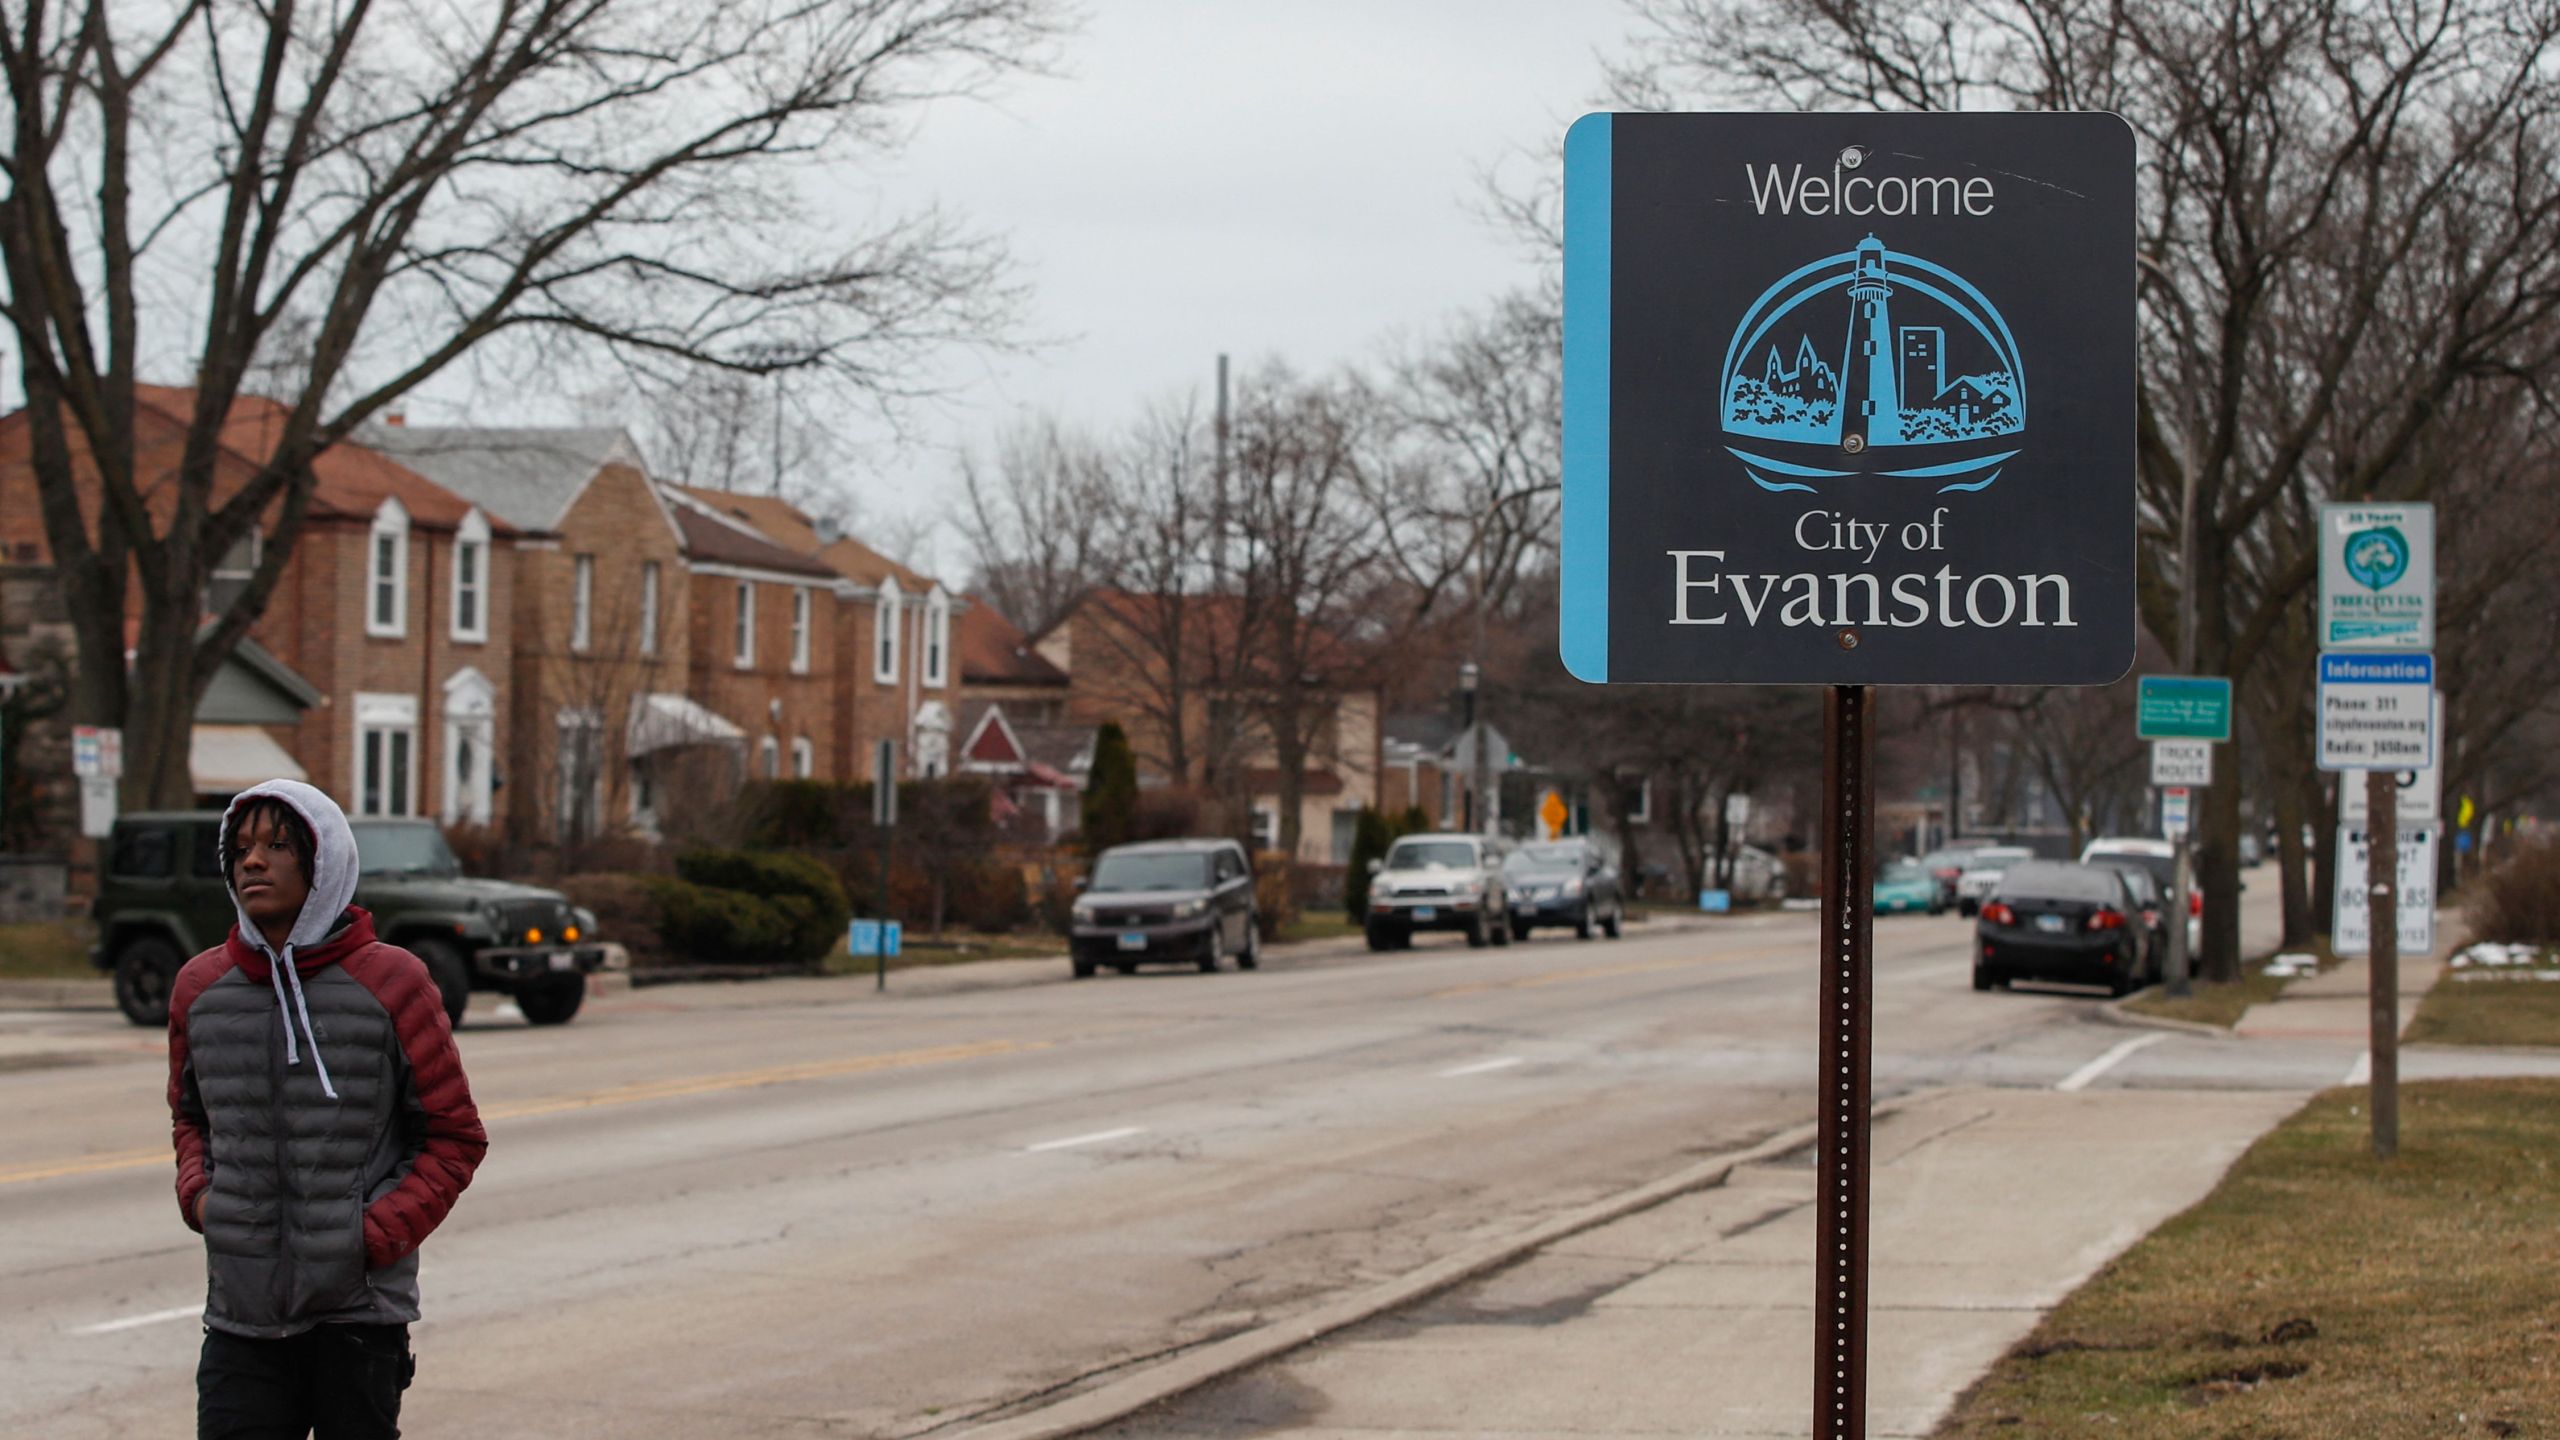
[2233,943,2440,1042]
[1092,1085,2307,1439]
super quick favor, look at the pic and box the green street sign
[2137,675,2231,741]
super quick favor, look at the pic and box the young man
[168,779,488,1439]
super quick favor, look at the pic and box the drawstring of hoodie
[264,941,339,1101]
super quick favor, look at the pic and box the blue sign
[1559,112,2137,686]
[2317,653,2435,771]
[1699,889,1733,913]
[850,919,880,956]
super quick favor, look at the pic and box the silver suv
[1364,833,1512,951]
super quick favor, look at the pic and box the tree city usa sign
[1560,112,2137,685]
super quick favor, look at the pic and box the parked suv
[1068,838,1260,977]
[92,813,608,1028]
[1365,833,1512,951]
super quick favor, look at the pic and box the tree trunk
[2274,772,2309,947]
[123,586,211,811]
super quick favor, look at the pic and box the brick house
[661,492,848,791]
[673,488,963,784]
[0,388,520,830]
[369,425,720,843]
[1029,589,1386,863]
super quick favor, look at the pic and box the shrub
[1083,723,1139,853]
[673,848,850,964]
[1395,806,1431,837]
[745,780,857,849]
[644,878,793,965]
[1253,853,1296,942]
[2467,835,2560,946]
[554,873,674,970]
[950,862,1034,933]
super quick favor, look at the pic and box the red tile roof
[132,386,502,532]
[958,595,1067,687]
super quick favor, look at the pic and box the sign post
[2136,679,2226,1000]
[873,738,899,992]
[1562,111,2135,1439]
[2317,503,2434,1162]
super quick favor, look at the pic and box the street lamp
[1459,662,1485,834]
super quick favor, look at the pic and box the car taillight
[2087,908,2126,932]
[1982,902,2016,927]
[2189,892,2203,917]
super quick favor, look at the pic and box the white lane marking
[1439,1056,1526,1078]
[1024,1126,1146,1154]
[2055,1033,2168,1093]
[2345,1050,2371,1086]
[77,1305,200,1336]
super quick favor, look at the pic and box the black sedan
[1972,861,2155,997]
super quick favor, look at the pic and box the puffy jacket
[167,781,487,1338]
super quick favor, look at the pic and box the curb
[0,978,114,1010]
[2093,994,2234,1040]
[941,1111,1862,1440]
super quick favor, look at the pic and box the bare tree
[0,0,1065,808]
[1605,0,2560,980]
[956,414,1113,634]
[1228,366,1384,861]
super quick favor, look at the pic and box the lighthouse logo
[1719,235,2024,495]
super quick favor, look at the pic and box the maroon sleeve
[167,947,234,1232]
[348,944,488,1269]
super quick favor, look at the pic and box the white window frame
[450,509,490,644]
[441,667,496,826]
[874,580,902,683]
[571,553,594,653]
[923,587,950,689]
[758,735,780,779]
[790,587,812,674]
[352,692,420,817]
[734,581,757,669]
[791,735,814,778]
[1627,776,1652,825]
[638,561,661,656]
[1249,804,1279,855]
[366,499,410,639]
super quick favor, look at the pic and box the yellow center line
[1,1038,1046,1188]
[1431,943,1802,1000]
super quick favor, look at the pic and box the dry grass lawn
[0,921,95,980]
[1934,1080,2560,1437]
[2407,974,2560,1048]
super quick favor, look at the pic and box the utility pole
[1460,661,1484,833]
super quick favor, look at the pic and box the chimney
[814,517,842,545]
[385,410,406,427]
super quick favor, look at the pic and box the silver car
[1365,833,1512,951]
[1954,845,2037,916]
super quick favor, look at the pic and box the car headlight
[1561,878,1583,897]
[1173,898,1209,919]
[1455,878,1482,897]
[1071,899,1097,920]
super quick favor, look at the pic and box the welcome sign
[2318,502,2433,651]
[1560,112,2137,685]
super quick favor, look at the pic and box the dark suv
[1068,838,1260,977]
[92,813,609,1028]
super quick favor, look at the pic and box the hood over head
[218,779,363,1100]
[221,778,362,953]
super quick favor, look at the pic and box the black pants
[199,1323,412,1440]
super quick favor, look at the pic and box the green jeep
[92,812,609,1029]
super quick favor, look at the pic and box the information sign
[2150,740,2212,787]
[2319,503,2433,650]
[2340,692,2442,826]
[2318,654,2435,770]
[1559,112,2137,685]
[72,726,123,779]
[2136,676,2231,741]
[2333,826,2437,956]
[2161,787,2191,839]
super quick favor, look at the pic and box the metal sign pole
[1817,685,1875,1439]
[2367,772,2398,1159]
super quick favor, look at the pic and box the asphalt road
[1,890,2301,1439]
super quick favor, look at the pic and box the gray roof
[360,426,642,533]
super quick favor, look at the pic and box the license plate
[2035,914,2068,934]
[548,951,575,972]
[1413,907,1437,922]
[1117,932,1147,951]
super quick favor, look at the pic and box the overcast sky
[843,0,1635,566]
